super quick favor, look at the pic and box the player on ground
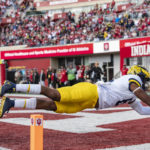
[1,65,150,118]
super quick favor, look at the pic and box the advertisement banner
[94,40,120,54]
[35,0,98,7]
[120,37,150,49]
[120,37,150,69]
[120,37,150,58]
[1,43,93,60]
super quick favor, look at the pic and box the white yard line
[8,107,132,114]
[1,109,148,133]
[0,147,11,150]
[97,143,150,150]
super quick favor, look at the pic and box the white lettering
[29,51,35,55]
[125,40,147,47]
[147,44,150,54]
[44,50,56,54]
[4,52,29,57]
[57,49,68,53]
[131,46,139,56]
[3,45,90,58]
[131,44,150,56]
[35,51,44,55]
[138,45,144,56]
[131,46,135,56]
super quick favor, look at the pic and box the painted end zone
[0,107,150,150]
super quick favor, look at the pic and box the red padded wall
[8,58,50,73]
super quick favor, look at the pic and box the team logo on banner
[104,43,109,51]
[36,118,43,126]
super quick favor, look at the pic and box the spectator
[111,0,115,11]
[84,65,92,82]
[121,64,128,76]
[51,69,57,88]
[102,64,107,82]
[57,69,62,88]
[14,69,22,84]
[20,69,26,81]
[29,69,33,84]
[76,65,85,82]
[39,69,46,86]
[60,66,68,87]
[33,68,39,84]
[91,62,103,83]
[47,66,52,87]
[67,64,76,86]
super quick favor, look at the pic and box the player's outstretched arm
[130,83,150,106]
[129,100,150,115]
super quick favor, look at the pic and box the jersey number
[115,98,132,106]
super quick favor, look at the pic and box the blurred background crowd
[0,0,149,88]
[0,0,150,47]
[8,62,107,88]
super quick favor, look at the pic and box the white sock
[16,84,41,94]
[14,98,37,109]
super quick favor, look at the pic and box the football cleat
[0,96,14,118]
[0,80,16,97]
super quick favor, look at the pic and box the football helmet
[127,65,150,82]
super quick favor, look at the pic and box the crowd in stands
[11,0,32,18]
[12,62,106,88]
[0,0,16,18]
[0,0,150,47]
[0,0,32,18]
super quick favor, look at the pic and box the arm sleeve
[128,78,142,91]
[129,100,150,115]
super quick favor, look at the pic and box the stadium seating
[0,0,150,47]
[0,0,16,18]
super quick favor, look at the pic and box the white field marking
[0,109,149,133]
[96,143,150,150]
[0,147,11,150]
[85,107,132,111]
[8,106,132,114]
